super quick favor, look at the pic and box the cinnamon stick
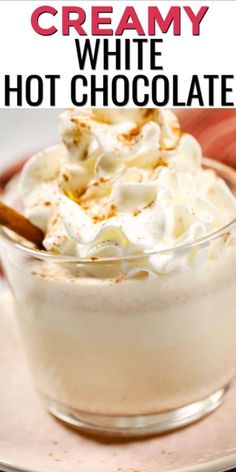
[0,201,44,249]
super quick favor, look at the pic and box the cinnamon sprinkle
[120,126,140,142]
[142,108,156,121]
[115,275,125,284]
[62,173,69,182]
[133,209,141,217]
[223,231,230,242]
[92,204,117,223]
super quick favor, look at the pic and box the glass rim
[0,157,236,264]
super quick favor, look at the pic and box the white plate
[0,289,236,472]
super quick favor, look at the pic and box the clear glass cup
[1,158,236,437]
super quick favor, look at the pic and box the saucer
[0,288,236,472]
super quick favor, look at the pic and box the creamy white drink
[2,109,236,435]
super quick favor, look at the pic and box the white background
[0,109,62,171]
[0,0,235,107]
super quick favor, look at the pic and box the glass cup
[1,158,236,437]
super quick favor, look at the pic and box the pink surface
[177,109,236,169]
[1,290,236,472]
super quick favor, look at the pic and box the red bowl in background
[177,109,236,169]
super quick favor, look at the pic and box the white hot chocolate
[2,109,236,423]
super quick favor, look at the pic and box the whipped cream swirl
[19,109,236,273]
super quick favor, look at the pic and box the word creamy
[31,5,209,36]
